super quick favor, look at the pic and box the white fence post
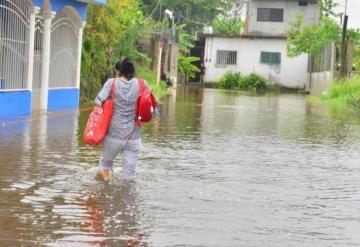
[76,22,85,89]
[40,11,55,111]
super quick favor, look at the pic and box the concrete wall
[204,37,240,83]
[246,0,319,36]
[137,36,178,85]
[163,41,179,85]
[204,36,309,89]
[309,71,333,96]
[309,42,336,95]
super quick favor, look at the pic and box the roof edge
[76,0,107,4]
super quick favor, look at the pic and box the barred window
[257,8,284,22]
[260,52,281,65]
[299,0,308,6]
[216,50,237,65]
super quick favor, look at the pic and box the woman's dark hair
[115,58,135,80]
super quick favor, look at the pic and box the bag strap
[135,78,145,127]
[109,79,116,100]
[137,78,145,94]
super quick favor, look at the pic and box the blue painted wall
[0,91,31,117]
[48,88,80,111]
[33,0,88,20]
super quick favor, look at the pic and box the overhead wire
[148,0,161,18]
[145,19,181,35]
[144,1,212,35]
[172,10,209,26]
[143,0,181,35]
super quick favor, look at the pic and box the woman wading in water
[95,58,153,181]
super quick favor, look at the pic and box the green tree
[178,55,200,79]
[212,17,244,36]
[176,24,200,80]
[286,0,341,57]
[287,16,340,57]
[81,0,151,104]
[319,0,339,18]
[141,0,224,32]
[348,29,360,70]
[177,24,196,54]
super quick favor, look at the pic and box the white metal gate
[32,14,43,89]
[49,6,82,88]
[0,0,33,90]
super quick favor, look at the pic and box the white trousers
[99,136,141,179]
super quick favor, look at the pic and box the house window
[216,50,237,65]
[299,0,308,6]
[257,8,284,22]
[260,52,281,65]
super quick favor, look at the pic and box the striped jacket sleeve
[95,79,112,105]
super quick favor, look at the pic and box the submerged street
[1,86,360,246]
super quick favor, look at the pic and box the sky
[336,0,360,29]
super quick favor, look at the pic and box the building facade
[0,0,106,117]
[204,0,320,89]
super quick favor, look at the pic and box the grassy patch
[320,76,360,111]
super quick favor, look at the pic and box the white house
[0,0,106,117]
[204,0,320,89]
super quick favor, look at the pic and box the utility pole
[340,0,349,78]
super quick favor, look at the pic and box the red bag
[84,80,116,145]
[135,79,157,127]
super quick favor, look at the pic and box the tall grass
[321,76,360,110]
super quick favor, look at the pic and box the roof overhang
[202,33,288,40]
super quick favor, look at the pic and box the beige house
[204,0,321,89]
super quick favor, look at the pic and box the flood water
[1,86,360,246]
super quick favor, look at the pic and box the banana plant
[178,55,200,79]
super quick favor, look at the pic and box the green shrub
[240,73,268,91]
[216,71,268,91]
[215,71,241,89]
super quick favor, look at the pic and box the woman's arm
[95,79,113,106]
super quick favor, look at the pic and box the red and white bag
[135,79,157,127]
[84,80,116,145]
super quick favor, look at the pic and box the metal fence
[0,0,32,91]
[32,14,43,89]
[309,42,333,73]
[49,6,82,88]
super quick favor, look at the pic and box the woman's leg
[99,136,124,179]
[122,138,141,180]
